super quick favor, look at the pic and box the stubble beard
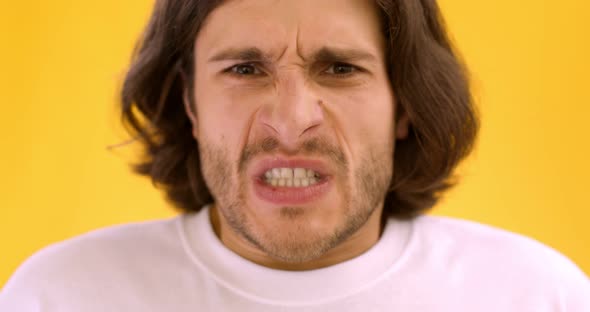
[200,137,392,264]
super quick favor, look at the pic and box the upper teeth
[263,168,320,187]
[264,168,318,179]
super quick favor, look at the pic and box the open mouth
[262,167,322,187]
[250,158,333,205]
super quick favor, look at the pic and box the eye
[227,63,263,76]
[325,62,358,76]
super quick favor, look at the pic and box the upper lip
[250,156,332,179]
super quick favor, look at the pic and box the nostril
[301,124,320,136]
[262,122,280,135]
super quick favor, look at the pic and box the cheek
[328,87,395,148]
[194,82,266,156]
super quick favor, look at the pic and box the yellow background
[1,0,589,286]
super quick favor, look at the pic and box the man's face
[190,0,404,263]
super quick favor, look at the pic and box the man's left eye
[325,63,357,75]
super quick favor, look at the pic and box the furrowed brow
[208,47,274,63]
[207,46,379,66]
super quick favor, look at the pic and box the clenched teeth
[263,168,320,187]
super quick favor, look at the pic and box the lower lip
[252,177,332,205]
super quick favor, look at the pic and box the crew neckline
[178,205,414,306]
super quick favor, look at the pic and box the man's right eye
[227,63,262,76]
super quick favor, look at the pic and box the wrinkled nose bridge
[265,68,323,141]
[275,70,308,123]
[277,69,304,103]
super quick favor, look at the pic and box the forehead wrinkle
[276,45,288,62]
[290,23,381,66]
[273,24,304,65]
[295,23,306,62]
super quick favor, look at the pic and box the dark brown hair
[119,0,479,219]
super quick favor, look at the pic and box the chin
[242,188,350,258]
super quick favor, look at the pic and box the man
[1,0,589,310]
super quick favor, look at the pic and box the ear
[181,71,199,139]
[394,103,410,140]
[183,91,199,139]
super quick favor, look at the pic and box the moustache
[238,137,348,173]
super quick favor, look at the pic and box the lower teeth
[266,177,319,187]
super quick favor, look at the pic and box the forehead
[196,0,385,61]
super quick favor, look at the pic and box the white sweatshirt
[1,206,589,311]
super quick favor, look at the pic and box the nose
[257,70,325,151]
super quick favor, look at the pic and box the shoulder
[409,215,590,308]
[411,215,585,276]
[412,215,576,265]
[17,216,182,271]
[0,216,184,308]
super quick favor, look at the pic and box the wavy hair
[119,0,479,219]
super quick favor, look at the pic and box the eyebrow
[313,47,378,64]
[208,46,379,64]
[208,47,274,63]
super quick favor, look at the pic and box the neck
[209,203,384,271]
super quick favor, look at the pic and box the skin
[185,0,410,270]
